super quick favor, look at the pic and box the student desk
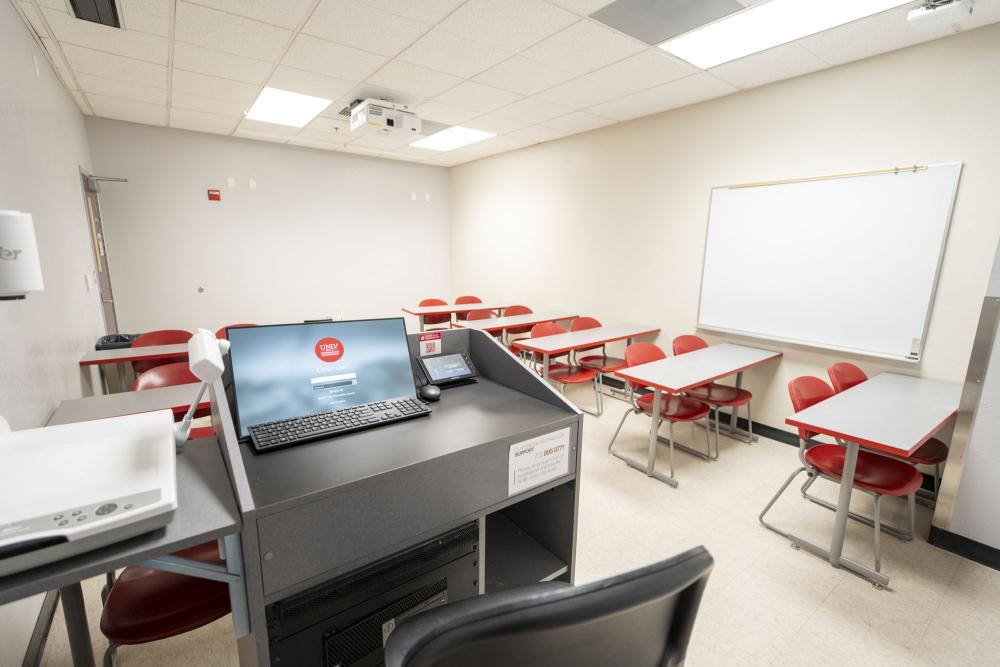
[785,372,961,587]
[1,406,243,667]
[401,303,506,331]
[614,343,782,487]
[454,311,578,344]
[512,323,660,380]
[49,383,207,424]
[79,344,188,397]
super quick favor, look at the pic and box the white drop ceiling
[14,0,1000,167]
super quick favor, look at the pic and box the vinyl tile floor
[39,387,1000,666]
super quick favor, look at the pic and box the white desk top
[402,303,506,316]
[454,311,577,332]
[80,343,189,366]
[615,343,782,394]
[512,324,660,354]
[786,372,961,456]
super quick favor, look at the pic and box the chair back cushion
[672,335,708,356]
[788,376,835,441]
[624,343,666,392]
[419,298,451,326]
[827,362,868,394]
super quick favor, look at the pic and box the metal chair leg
[704,415,714,460]
[874,494,883,576]
[747,401,754,445]
[668,421,676,479]
[608,407,635,452]
[103,643,118,667]
[908,493,916,541]
[759,467,809,535]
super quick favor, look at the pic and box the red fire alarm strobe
[207,189,221,201]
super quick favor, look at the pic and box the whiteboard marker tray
[0,411,178,578]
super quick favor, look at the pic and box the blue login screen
[227,319,415,436]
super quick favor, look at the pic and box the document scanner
[0,410,178,577]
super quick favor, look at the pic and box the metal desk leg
[418,316,425,333]
[830,442,858,564]
[542,352,549,380]
[60,583,96,667]
[609,389,678,487]
[647,390,660,474]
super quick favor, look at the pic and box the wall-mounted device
[907,0,973,29]
[0,210,44,301]
[349,98,421,137]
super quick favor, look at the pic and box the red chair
[132,362,210,420]
[453,295,483,322]
[572,317,626,374]
[502,305,533,356]
[530,322,601,415]
[466,308,502,339]
[418,298,452,331]
[131,330,192,376]
[828,362,948,499]
[673,335,753,453]
[608,343,713,479]
[759,376,922,580]
[215,323,255,340]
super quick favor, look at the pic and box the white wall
[84,118,450,334]
[449,24,1000,434]
[0,0,105,661]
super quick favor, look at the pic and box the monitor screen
[421,353,476,384]
[227,319,415,437]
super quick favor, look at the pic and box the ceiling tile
[415,100,479,125]
[542,110,614,132]
[474,135,533,152]
[75,72,167,104]
[120,0,170,36]
[349,134,409,149]
[169,106,241,129]
[391,144,441,158]
[433,81,521,113]
[40,37,69,70]
[175,2,292,61]
[171,90,248,116]
[583,50,696,95]
[86,93,166,125]
[462,114,530,134]
[267,65,355,101]
[43,8,168,64]
[585,93,665,121]
[283,34,387,82]
[295,130,350,146]
[183,0,315,29]
[709,43,828,89]
[303,0,430,56]
[288,137,342,150]
[355,0,466,24]
[234,129,290,143]
[635,73,737,112]
[339,144,387,157]
[506,124,570,144]
[397,27,512,78]
[494,96,573,123]
[172,69,259,104]
[236,118,300,136]
[472,55,575,95]
[303,115,351,134]
[172,43,274,85]
[62,44,168,87]
[546,0,615,15]
[521,19,645,75]
[169,119,233,135]
[535,76,620,108]
[19,2,49,37]
[962,0,1000,29]
[800,6,953,66]
[366,60,461,98]
[438,0,577,52]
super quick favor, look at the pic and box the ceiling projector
[907,0,974,29]
[349,99,421,137]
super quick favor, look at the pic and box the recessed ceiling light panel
[659,0,913,69]
[411,127,495,151]
[245,87,333,128]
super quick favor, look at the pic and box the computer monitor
[226,318,416,438]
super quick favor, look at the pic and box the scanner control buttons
[77,515,87,522]
[96,504,117,516]
[59,520,68,526]
[52,514,63,521]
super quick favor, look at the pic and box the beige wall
[449,24,1000,434]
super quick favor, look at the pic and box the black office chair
[384,546,713,667]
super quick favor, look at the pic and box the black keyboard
[248,396,430,453]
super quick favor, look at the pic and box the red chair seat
[907,437,948,465]
[805,444,923,496]
[547,365,597,384]
[101,542,231,645]
[636,394,710,422]
[578,355,626,372]
[684,383,752,406]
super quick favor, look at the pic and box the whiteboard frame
[695,161,964,363]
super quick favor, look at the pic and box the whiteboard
[697,163,962,362]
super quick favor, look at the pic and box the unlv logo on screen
[314,337,344,362]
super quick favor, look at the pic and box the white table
[454,311,578,344]
[512,323,660,380]
[784,372,961,586]
[79,344,189,396]
[401,303,506,331]
[613,343,782,487]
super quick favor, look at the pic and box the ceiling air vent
[70,0,121,29]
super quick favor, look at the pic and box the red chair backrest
[132,362,199,391]
[788,376,835,441]
[466,309,495,321]
[419,298,451,325]
[504,305,533,335]
[624,342,666,392]
[828,362,867,394]
[454,295,483,321]
[216,323,255,340]
[131,329,192,375]
[673,335,708,356]
[531,322,565,338]
[570,317,601,331]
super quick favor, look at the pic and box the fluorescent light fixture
[659,0,912,69]
[411,126,495,151]
[245,87,332,128]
